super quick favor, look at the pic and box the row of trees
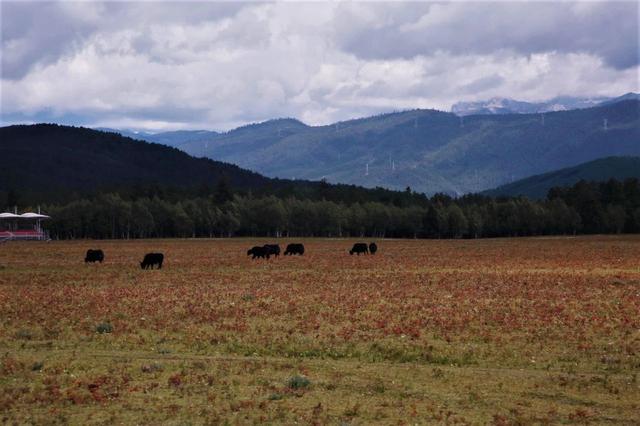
[34,179,640,239]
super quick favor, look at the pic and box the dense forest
[5,178,639,239]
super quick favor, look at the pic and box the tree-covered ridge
[0,123,429,206]
[174,99,640,194]
[484,156,640,199]
[0,124,268,191]
[33,178,640,239]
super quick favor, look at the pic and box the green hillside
[484,156,640,199]
[0,124,429,207]
[172,100,640,195]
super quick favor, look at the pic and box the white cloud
[1,1,638,131]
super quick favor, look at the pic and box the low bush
[287,375,311,390]
[95,322,113,334]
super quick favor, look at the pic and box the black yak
[140,253,164,269]
[369,242,378,255]
[349,243,368,255]
[85,249,104,263]
[263,244,281,257]
[247,246,270,259]
[284,243,305,256]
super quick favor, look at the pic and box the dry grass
[1,236,639,424]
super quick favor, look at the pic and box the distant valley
[95,128,219,149]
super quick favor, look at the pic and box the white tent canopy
[0,212,50,219]
[18,212,50,219]
[0,213,20,219]
[0,211,51,241]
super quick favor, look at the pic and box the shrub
[268,393,284,400]
[15,329,33,340]
[95,322,113,334]
[168,374,182,388]
[141,363,163,373]
[344,403,360,417]
[371,379,385,394]
[287,375,311,390]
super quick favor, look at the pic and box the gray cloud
[1,1,250,78]
[459,75,505,94]
[1,2,100,78]
[1,1,638,131]
[335,2,639,70]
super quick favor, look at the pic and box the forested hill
[3,124,639,239]
[484,157,640,199]
[0,124,429,207]
[0,123,271,191]
[170,99,640,195]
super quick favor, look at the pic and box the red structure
[0,211,50,241]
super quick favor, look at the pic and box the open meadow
[0,236,639,424]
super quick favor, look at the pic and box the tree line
[6,178,640,239]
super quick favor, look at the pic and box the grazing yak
[247,246,270,259]
[140,253,164,269]
[85,249,104,263]
[350,243,369,255]
[263,244,281,257]
[369,242,378,255]
[284,243,305,256]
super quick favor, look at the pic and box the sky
[1,1,639,131]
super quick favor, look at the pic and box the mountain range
[484,156,640,199]
[100,93,639,146]
[102,98,639,195]
[451,96,603,116]
[450,93,638,116]
[16,91,629,197]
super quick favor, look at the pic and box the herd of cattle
[84,242,379,268]
[85,249,165,269]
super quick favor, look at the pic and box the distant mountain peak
[237,117,308,130]
[598,92,640,106]
[269,117,307,125]
[451,95,613,116]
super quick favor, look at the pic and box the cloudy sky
[1,1,638,131]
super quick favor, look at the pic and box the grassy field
[1,236,639,424]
